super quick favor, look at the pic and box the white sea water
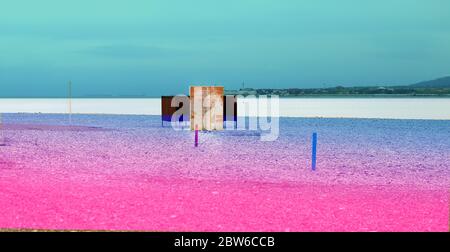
[0,98,449,120]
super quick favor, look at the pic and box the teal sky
[1,0,449,97]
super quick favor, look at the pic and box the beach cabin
[161,86,237,129]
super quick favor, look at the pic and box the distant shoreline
[1,94,450,99]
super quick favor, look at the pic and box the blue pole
[312,133,317,171]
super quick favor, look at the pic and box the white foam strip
[0,98,449,120]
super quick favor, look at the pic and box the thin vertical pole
[68,81,72,124]
[312,132,317,171]
[0,113,4,146]
[195,124,199,147]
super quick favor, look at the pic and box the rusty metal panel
[190,86,204,130]
[190,86,224,130]
[211,87,224,130]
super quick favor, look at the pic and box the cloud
[80,44,186,59]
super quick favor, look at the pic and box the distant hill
[410,76,450,88]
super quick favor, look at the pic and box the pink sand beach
[0,114,449,231]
